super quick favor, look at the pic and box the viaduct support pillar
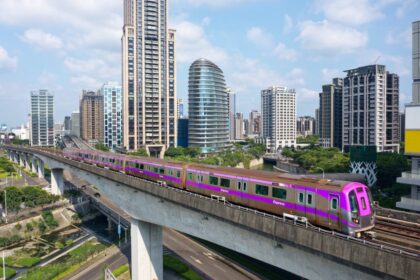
[19,153,25,168]
[37,160,44,179]
[31,158,38,174]
[24,154,31,171]
[51,168,64,196]
[131,219,163,280]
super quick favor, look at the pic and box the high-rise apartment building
[102,82,122,149]
[315,108,320,136]
[397,20,420,211]
[235,113,244,140]
[343,65,399,153]
[188,58,229,154]
[261,86,296,151]
[249,110,261,136]
[71,111,80,137]
[122,0,177,156]
[64,116,71,131]
[177,98,184,119]
[319,78,343,149]
[297,116,316,137]
[399,112,405,142]
[227,88,236,140]
[80,91,104,145]
[30,90,54,146]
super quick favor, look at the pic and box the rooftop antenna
[374,55,381,64]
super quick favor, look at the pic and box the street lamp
[3,189,6,224]
[312,166,325,179]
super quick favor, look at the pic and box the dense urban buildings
[177,98,185,119]
[399,113,405,142]
[397,20,420,211]
[64,116,71,131]
[71,111,80,137]
[188,58,229,154]
[296,116,316,137]
[260,86,296,151]
[234,113,244,140]
[102,82,122,149]
[318,78,343,149]
[122,0,177,156]
[30,90,54,146]
[249,110,261,136]
[342,65,399,153]
[227,88,236,140]
[80,90,104,145]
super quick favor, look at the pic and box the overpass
[3,146,419,280]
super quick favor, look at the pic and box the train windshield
[349,191,359,214]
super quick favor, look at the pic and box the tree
[376,153,409,188]
[3,165,15,175]
[185,147,200,158]
[0,187,23,212]
[95,142,110,152]
[128,148,149,157]
[165,147,185,158]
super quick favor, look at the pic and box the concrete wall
[7,147,420,280]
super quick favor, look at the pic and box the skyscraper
[235,112,244,140]
[188,58,229,154]
[80,90,104,145]
[71,111,80,137]
[122,0,177,156]
[102,82,122,149]
[261,86,296,151]
[343,65,399,153]
[296,116,316,137]
[319,78,343,149]
[227,88,236,140]
[64,116,71,131]
[397,20,420,211]
[177,98,184,119]
[30,90,54,146]
[249,110,261,136]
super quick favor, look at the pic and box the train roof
[68,148,354,191]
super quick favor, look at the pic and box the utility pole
[3,190,6,224]
[2,251,5,280]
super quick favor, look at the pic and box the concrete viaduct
[3,146,419,280]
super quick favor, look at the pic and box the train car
[63,148,374,236]
[184,163,374,236]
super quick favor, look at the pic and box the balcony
[396,196,420,212]
[397,172,420,186]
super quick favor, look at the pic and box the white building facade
[261,86,296,151]
[102,82,123,149]
[30,90,54,146]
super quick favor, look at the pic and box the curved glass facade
[188,58,229,154]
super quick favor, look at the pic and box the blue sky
[0,0,418,127]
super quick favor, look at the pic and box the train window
[272,188,287,199]
[135,163,140,169]
[169,170,173,176]
[209,176,219,185]
[197,174,204,183]
[307,194,313,206]
[331,198,338,210]
[255,184,269,196]
[140,164,144,170]
[361,197,367,210]
[298,192,305,204]
[357,187,363,193]
[176,171,181,178]
[237,181,241,190]
[349,191,359,214]
[159,168,165,175]
[243,182,247,192]
[188,172,193,180]
[220,178,230,188]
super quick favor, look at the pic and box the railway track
[371,215,420,254]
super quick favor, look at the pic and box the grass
[20,241,108,280]
[113,264,129,277]
[6,256,41,268]
[163,255,202,280]
[0,267,17,279]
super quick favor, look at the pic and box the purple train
[63,148,375,236]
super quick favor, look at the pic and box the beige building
[80,90,104,145]
[122,0,177,157]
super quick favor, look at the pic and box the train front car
[341,182,375,237]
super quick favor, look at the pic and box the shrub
[42,211,58,228]
[26,222,33,232]
[65,239,73,246]
[15,223,22,231]
[38,222,46,234]
[54,241,64,249]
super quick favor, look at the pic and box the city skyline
[0,0,417,126]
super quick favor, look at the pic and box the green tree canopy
[376,152,410,188]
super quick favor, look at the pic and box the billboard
[405,105,420,155]
[350,145,377,163]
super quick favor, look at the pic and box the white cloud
[298,88,319,101]
[273,43,298,61]
[171,19,228,65]
[385,28,411,48]
[246,27,274,48]
[283,15,293,34]
[314,0,390,25]
[321,68,343,83]
[172,0,251,7]
[20,29,63,50]
[396,0,418,18]
[0,46,17,70]
[297,20,368,55]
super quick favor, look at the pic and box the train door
[297,190,306,216]
[328,194,340,230]
[305,191,316,223]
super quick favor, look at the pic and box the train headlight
[352,218,359,224]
